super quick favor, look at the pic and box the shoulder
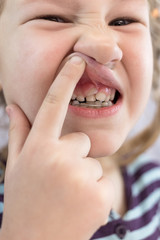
[126,156,160,196]
[127,155,160,176]
[124,156,160,222]
[121,157,160,237]
[127,156,160,185]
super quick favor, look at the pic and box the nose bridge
[73,24,122,65]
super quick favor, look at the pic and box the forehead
[5,0,149,16]
[18,0,148,7]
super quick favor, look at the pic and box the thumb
[6,104,31,164]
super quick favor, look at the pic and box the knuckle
[93,159,103,177]
[77,132,91,145]
[9,122,16,134]
[69,169,88,189]
[92,158,103,170]
[9,125,14,133]
[45,92,60,105]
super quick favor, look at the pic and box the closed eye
[34,15,69,23]
[109,17,138,26]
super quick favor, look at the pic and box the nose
[73,26,123,66]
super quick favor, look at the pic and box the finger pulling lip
[71,52,123,96]
[67,52,123,118]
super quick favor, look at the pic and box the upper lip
[75,52,123,95]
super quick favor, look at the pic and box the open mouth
[69,55,122,109]
[70,86,120,109]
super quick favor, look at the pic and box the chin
[88,134,126,158]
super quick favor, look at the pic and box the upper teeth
[71,89,116,103]
[77,96,85,102]
[95,92,106,102]
[86,95,96,102]
[85,87,98,97]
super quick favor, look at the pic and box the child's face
[0,0,153,157]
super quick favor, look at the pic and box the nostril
[104,61,116,70]
[88,57,116,70]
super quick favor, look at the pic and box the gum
[74,82,113,97]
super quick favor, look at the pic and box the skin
[0,0,153,239]
[0,0,153,157]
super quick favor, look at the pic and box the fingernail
[69,55,84,64]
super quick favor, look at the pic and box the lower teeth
[70,100,113,108]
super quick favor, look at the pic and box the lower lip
[68,98,122,119]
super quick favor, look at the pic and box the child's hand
[1,56,114,240]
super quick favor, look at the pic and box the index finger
[32,55,86,139]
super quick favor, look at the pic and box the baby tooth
[71,93,77,100]
[80,103,87,106]
[102,102,109,107]
[95,101,102,106]
[72,100,80,105]
[77,96,85,102]
[110,90,116,101]
[108,101,113,107]
[96,92,106,102]
[86,95,96,102]
[105,95,110,102]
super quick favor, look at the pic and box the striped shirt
[0,156,160,239]
[91,156,160,240]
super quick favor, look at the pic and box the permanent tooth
[85,87,98,97]
[86,95,96,102]
[77,96,85,102]
[71,93,77,100]
[96,92,106,102]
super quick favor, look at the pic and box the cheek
[6,50,59,121]
[2,33,73,123]
[122,33,153,118]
